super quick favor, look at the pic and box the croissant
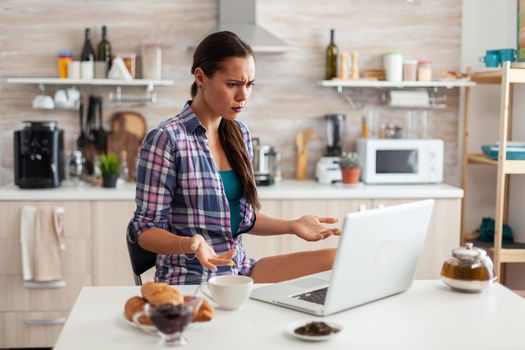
[141,282,184,307]
[124,296,151,325]
[184,296,214,322]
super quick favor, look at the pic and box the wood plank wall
[0,0,462,184]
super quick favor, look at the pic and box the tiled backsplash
[0,0,462,185]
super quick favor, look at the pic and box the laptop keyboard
[293,287,328,305]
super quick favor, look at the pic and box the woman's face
[200,55,255,120]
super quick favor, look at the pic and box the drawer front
[0,201,92,239]
[0,237,91,275]
[0,311,68,348]
[0,274,92,312]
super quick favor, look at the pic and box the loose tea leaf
[295,321,340,336]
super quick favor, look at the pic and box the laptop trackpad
[290,278,328,289]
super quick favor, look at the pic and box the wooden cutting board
[110,111,147,141]
[107,111,146,181]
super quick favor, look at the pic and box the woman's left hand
[290,215,342,242]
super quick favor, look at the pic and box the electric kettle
[252,138,276,186]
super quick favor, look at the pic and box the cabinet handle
[23,280,66,289]
[24,317,66,325]
[358,204,367,212]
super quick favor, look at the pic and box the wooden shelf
[466,153,525,174]
[503,160,525,174]
[461,62,525,282]
[467,153,498,165]
[5,77,175,86]
[321,79,475,90]
[470,70,502,84]
[471,67,525,85]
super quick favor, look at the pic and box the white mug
[200,275,253,310]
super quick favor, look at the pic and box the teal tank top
[219,170,243,237]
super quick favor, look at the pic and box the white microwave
[357,138,444,184]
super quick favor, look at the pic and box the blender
[315,114,346,184]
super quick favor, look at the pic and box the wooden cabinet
[0,201,92,348]
[277,199,370,254]
[370,199,461,279]
[243,198,460,280]
[92,201,136,286]
[0,311,69,348]
[241,200,282,260]
[91,200,155,286]
[0,195,460,347]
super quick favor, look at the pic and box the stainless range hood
[215,0,292,53]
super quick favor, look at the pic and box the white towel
[20,206,66,283]
[20,206,37,281]
[34,207,64,281]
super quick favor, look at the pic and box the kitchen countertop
[0,180,463,201]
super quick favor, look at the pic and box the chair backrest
[126,225,157,285]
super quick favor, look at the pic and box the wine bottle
[97,25,112,69]
[325,29,339,80]
[80,28,96,62]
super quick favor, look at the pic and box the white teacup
[200,275,253,310]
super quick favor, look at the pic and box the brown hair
[191,31,260,211]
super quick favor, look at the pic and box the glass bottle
[80,28,96,62]
[80,28,95,79]
[97,25,112,70]
[325,29,338,80]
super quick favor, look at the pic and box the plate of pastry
[122,282,215,335]
[121,311,157,334]
[286,320,343,342]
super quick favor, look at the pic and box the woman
[129,31,341,285]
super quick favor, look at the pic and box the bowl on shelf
[480,142,525,160]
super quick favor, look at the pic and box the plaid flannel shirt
[129,102,257,284]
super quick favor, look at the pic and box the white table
[54,281,525,350]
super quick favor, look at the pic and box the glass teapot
[440,242,496,293]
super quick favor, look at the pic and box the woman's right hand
[188,235,236,271]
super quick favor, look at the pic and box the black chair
[126,226,157,285]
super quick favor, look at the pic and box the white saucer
[120,312,157,334]
[286,320,343,342]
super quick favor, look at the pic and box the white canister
[80,61,94,80]
[67,61,81,79]
[383,51,403,82]
[403,60,418,81]
[142,44,162,80]
[417,60,432,81]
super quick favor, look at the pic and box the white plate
[286,320,343,342]
[120,312,157,335]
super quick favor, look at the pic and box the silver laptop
[250,199,434,316]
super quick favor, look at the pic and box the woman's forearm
[137,227,193,255]
[250,211,294,236]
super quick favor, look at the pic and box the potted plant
[338,152,361,184]
[98,153,120,188]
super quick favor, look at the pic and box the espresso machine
[14,121,65,188]
[315,114,346,184]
